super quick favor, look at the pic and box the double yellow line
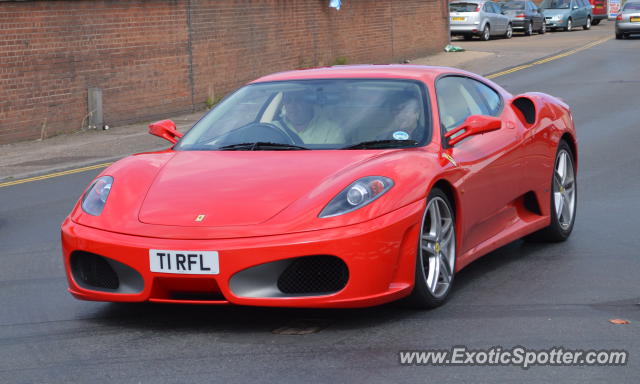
[0,162,113,188]
[486,36,611,79]
[0,36,612,189]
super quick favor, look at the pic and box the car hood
[72,147,440,239]
[138,150,374,227]
[542,9,571,16]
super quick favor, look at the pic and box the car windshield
[502,2,526,10]
[623,2,640,10]
[176,79,430,151]
[449,2,479,12]
[541,0,571,9]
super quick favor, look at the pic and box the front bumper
[544,18,568,28]
[61,200,424,308]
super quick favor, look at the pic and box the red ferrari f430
[62,65,577,309]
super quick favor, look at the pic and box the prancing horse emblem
[195,214,206,222]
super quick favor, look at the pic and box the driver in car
[276,91,344,144]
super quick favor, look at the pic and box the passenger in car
[276,91,344,144]
[376,95,422,140]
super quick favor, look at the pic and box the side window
[469,79,502,116]
[482,3,491,12]
[436,76,502,132]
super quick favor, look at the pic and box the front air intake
[70,251,119,290]
[277,255,349,294]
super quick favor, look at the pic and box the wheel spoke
[555,192,564,218]
[429,255,440,292]
[563,152,572,185]
[554,171,563,190]
[442,225,454,249]
[422,233,437,242]
[421,243,436,256]
[439,254,452,284]
[561,195,571,224]
[441,217,452,237]
[429,202,440,237]
[557,152,566,183]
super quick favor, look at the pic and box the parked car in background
[449,1,513,41]
[615,1,640,39]
[589,0,608,25]
[502,0,547,35]
[541,0,593,31]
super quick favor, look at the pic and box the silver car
[450,1,513,41]
[615,1,640,39]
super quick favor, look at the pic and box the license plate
[596,5,603,8]
[452,17,465,21]
[631,17,640,22]
[149,249,219,274]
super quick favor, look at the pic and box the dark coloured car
[502,0,547,35]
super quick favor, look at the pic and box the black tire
[583,16,591,30]
[405,188,457,309]
[527,141,577,242]
[481,24,491,41]
[525,21,533,36]
[616,32,623,39]
[539,22,547,34]
[505,23,513,39]
[592,18,600,25]
[565,18,572,31]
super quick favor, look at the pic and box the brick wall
[0,0,449,144]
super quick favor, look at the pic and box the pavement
[0,21,615,183]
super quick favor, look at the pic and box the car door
[571,0,585,24]
[528,2,540,29]
[491,2,509,32]
[484,2,502,34]
[436,76,525,256]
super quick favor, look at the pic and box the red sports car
[61,65,577,308]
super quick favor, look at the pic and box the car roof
[251,65,472,84]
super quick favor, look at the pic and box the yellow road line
[0,162,113,188]
[0,37,612,189]
[486,36,611,79]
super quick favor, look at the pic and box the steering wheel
[220,122,300,145]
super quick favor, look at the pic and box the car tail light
[616,14,622,21]
[476,5,480,11]
[516,13,526,18]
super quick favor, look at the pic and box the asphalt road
[1,36,639,383]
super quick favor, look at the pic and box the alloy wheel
[553,149,576,230]
[420,197,456,298]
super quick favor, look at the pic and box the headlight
[81,176,113,216]
[319,176,393,218]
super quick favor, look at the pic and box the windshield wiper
[218,142,309,151]
[341,139,418,150]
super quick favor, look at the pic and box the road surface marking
[0,162,113,188]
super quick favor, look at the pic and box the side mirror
[444,115,502,146]
[149,119,183,144]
